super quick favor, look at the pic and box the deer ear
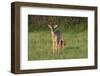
[54,25,58,28]
[48,25,52,29]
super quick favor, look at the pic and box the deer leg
[61,39,64,50]
[53,41,56,54]
[55,42,58,53]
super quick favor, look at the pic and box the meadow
[28,30,88,60]
[28,15,88,60]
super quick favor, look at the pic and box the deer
[48,23,65,54]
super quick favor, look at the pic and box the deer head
[48,24,58,32]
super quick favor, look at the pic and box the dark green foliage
[28,15,88,32]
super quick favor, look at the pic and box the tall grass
[28,30,88,60]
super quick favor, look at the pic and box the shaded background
[28,15,87,32]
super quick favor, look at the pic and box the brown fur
[48,24,65,54]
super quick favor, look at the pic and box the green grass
[28,30,88,60]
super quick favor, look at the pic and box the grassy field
[28,30,88,60]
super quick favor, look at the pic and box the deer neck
[50,30,54,35]
[50,30,55,42]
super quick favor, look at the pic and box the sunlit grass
[28,30,88,60]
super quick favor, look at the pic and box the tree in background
[28,15,87,32]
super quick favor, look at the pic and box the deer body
[48,24,64,53]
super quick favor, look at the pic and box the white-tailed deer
[48,23,64,54]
